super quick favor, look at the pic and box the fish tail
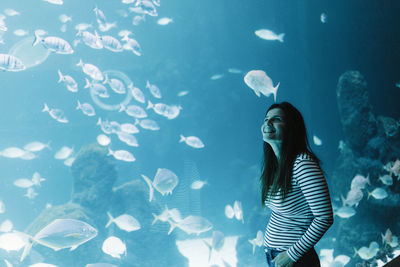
[96,117,102,126]
[273,82,280,102]
[41,103,49,113]
[202,240,212,262]
[352,247,358,258]
[32,31,42,47]
[76,100,81,110]
[146,100,153,110]
[167,219,176,235]
[367,190,371,200]
[118,104,125,112]
[76,59,83,67]
[278,33,285,43]
[84,78,90,89]
[134,118,139,125]
[340,194,346,207]
[107,148,113,156]
[57,69,63,83]
[146,80,150,88]
[179,135,185,143]
[151,213,158,225]
[102,73,108,84]
[20,237,33,262]
[105,211,114,228]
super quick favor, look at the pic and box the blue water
[0,0,399,266]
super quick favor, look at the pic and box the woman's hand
[272,251,294,267]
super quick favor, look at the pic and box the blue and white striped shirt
[264,153,334,262]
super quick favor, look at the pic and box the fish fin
[179,135,185,143]
[84,78,90,89]
[103,73,108,84]
[20,237,33,262]
[118,104,125,112]
[76,100,81,110]
[254,89,261,97]
[367,190,371,200]
[340,194,346,207]
[146,100,153,110]
[278,33,285,43]
[76,59,83,67]
[167,219,176,235]
[32,31,42,47]
[57,69,63,83]
[151,213,158,225]
[41,103,49,112]
[70,245,78,251]
[352,247,358,258]
[202,240,212,262]
[273,82,280,102]
[106,211,114,228]
[141,174,154,202]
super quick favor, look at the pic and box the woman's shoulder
[294,152,314,162]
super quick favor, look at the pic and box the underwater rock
[336,70,377,153]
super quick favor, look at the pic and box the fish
[76,30,103,49]
[350,174,370,190]
[102,236,126,259]
[0,54,26,71]
[42,0,63,5]
[168,215,212,235]
[118,30,132,38]
[135,118,160,131]
[224,204,234,219]
[27,263,57,267]
[64,157,75,167]
[121,36,142,56]
[14,178,34,188]
[233,200,244,223]
[177,90,189,97]
[204,231,225,262]
[32,172,46,187]
[41,103,68,123]
[13,29,28,36]
[59,14,72,23]
[128,84,146,104]
[210,74,224,80]
[335,206,356,218]
[116,132,139,147]
[190,180,208,190]
[24,141,51,152]
[341,188,363,207]
[179,135,205,149]
[255,29,285,42]
[0,232,27,252]
[93,6,108,26]
[77,59,104,81]
[390,159,400,177]
[0,147,26,158]
[313,135,322,146]
[20,219,98,261]
[146,81,162,98]
[86,264,117,267]
[4,8,20,16]
[141,168,179,201]
[379,174,393,186]
[120,123,139,134]
[97,134,111,146]
[54,146,73,160]
[152,206,183,225]
[132,14,146,26]
[25,187,38,199]
[353,242,379,260]
[146,100,182,119]
[85,79,109,98]
[244,70,279,101]
[0,200,5,213]
[76,100,96,116]
[75,23,92,31]
[135,0,158,16]
[33,32,73,54]
[248,230,263,255]
[58,69,78,92]
[382,228,393,245]
[119,104,147,118]
[157,17,173,25]
[367,187,388,200]
[320,13,327,23]
[100,35,123,52]
[106,212,141,232]
[108,148,135,162]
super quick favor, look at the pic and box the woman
[260,102,333,267]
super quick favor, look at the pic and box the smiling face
[261,108,286,144]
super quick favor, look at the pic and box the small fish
[225,205,234,219]
[106,212,141,232]
[255,29,285,42]
[0,220,13,232]
[33,32,73,54]
[20,219,98,261]
[86,264,117,267]
[177,90,189,97]
[85,79,109,98]
[13,29,28,36]
[204,231,224,262]
[77,59,104,81]
[119,104,147,118]
[381,228,393,245]
[313,135,322,146]
[210,74,224,80]
[63,157,75,167]
[168,215,212,235]
[341,188,363,207]
[108,148,135,162]
[233,200,244,223]
[353,242,379,260]
[320,12,327,23]
[117,132,139,147]
[179,135,204,149]
[25,187,38,199]
[146,80,162,98]
[0,147,26,158]
[146,100,182,120]
[24,141,50,152]
[379,174,393,186]
[100,35,123,52]
[227,68,242,74]
[122,36,142,56]
[0,54,25,72]
[244,70,279,101]
[132,14,146,26]
[54,146,73,160]
[103,75,126,94]
[118,30,132,38]
[0,200,5,213]
[0,232,27,252]
[367,188,388,200]
[102,236,126,259]
[120,123,139,134]
[42,0,63,5]
[350,174,370,190]
[93,6,108,26]
[190,180,208,190]
[58,69,78,92]
[4,8,20,16]
[97,134,111,146]
[59,14,72,23]
[75,23,92,31]
[27,263,57,267]
[76,100,96,116]
[141,168,179,201]
[390,159,400,177]
[128,84,146,104]
[335,206,356,218]
[76,30,103,49]
[134,118,160,131]
[157,17,173,25]
[14,178,34,188]
[134,0,158,16]
[248,230,263,254]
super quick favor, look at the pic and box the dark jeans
[265,247,320,267]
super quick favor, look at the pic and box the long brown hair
[260,102,320,206]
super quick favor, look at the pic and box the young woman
[260,102,333,267]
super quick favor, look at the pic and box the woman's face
[261,108,286,143]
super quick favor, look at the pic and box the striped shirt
[263,153,334,262]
